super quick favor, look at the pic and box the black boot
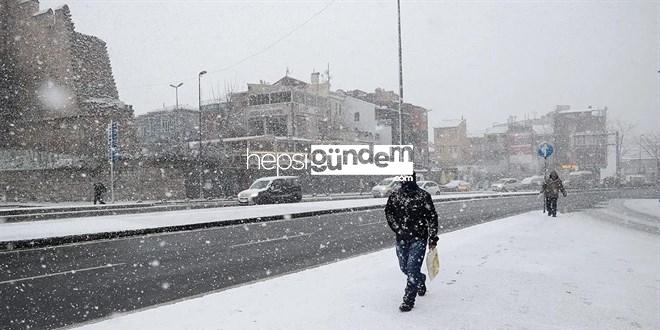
[399,301,414,312]
[418,282,427,296]
[400,285,416,312]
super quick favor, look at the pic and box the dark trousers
[546,197,558,216]
[396,238,427,304]
[94,193,105,205]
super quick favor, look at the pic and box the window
[354,112,360,122]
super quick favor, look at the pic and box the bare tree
[609,119,636,158]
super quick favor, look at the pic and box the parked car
[418,180,441,195]
[440,180,471,192]
[490,178,519,192]
[371,177,402,198]
[237,176,302,205]
[565,171,595,189]
[518,175,544,191]
[624,175,648,187]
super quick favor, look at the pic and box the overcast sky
[40,0,659,135]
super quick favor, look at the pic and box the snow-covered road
[0,192,532,243]
[78,200,660,330]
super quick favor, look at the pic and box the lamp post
[396,0,404,145]
[169,82,183,109]
[198,70,207,200]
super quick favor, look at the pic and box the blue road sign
[107,121,120,161]
[537,142,553,158]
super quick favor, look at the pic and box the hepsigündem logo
[246,145,414,176]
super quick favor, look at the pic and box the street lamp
[198,70,207,200]
[396,0,404,145]
[169,82,183,109]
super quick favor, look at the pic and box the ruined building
[0,0,136,201]
[1,0,134,158]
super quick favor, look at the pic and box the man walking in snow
[385,172,439,312]
[93,182,107,205]
[541,170,567,217]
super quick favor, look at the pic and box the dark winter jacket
[94,182,107,195]
[542,171,566,199]
[385,178,439,244]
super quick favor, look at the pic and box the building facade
[552,106,608,176]
[0,0,141,202]
[433,119,469,167]
[346,88,430,168]
[0,0,134,162]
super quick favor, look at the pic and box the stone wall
[0,0,131,161]
[71,32,119,101]
[0,160,188,202]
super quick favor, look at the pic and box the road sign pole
[108,120,115,204]
[110,154,114,203]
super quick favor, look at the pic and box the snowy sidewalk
[78,206,660,329]
[0,192,531,243]
[623,199,659,218]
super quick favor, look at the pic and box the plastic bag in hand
[426,247,440,280]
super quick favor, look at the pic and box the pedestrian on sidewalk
[541,170,567,217]
[93,182,107,205]
[385,172,439,312]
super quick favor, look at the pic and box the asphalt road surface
[0,192,609,329]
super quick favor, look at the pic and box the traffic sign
[537,142,553,159]
[107,121,119,161]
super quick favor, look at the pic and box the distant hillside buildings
[430,106,609,183]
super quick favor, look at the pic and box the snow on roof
[557,108,607,115]
[435,119,464,128]
[467,130,485,138]
[532,125,553,135]
[484,125,508,135]
[83,97,126,108]
[254,176,299,181]
[221,135,316,143]
[32,8,53,17]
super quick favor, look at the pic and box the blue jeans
[396,238,427,304]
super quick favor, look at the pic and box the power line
[123,0,335,90]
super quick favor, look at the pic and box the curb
[1,194,374,222]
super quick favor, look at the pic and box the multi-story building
[329,90,391,144]
[346,88,430,168]
[135,107,200,155]
[552,106,608,176]
[433,119,469,167]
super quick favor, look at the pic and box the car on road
[237,176,302,205]
[490,178,519,192]
[624,175,648,187]
[418,180,441,195]
[440,180,471,192]
[518,175,544,191]
[565,171,595,189]
[371,177,403,198]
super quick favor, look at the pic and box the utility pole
[169,82,183,109]
[198,70,207,200]
[638,134,643,174]
[615,131,620,179]
[396,0,404,145]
